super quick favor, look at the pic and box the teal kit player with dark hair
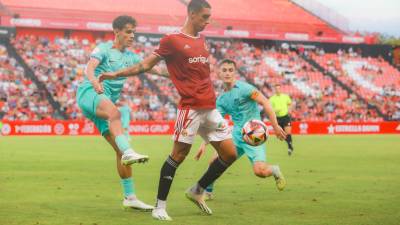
[195,59,287,199]
[76,15,166,211]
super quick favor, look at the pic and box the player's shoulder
[90,41,112,59]
[236,80,256,90]
[125,49,140,58]
[95,41,113,50]
[91,41,111,55]
[236,80,249,87]
[216,92,228,103]
[160,31,181,41]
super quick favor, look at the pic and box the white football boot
[185,187,212,215]
[152,207,172,221]
[123,196,154,211]
[121,149,149,165]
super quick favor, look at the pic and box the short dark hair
[187,0,211,13]
[219,58,236,68]
[112,15,136,30]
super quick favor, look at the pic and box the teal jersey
[216,80,261,139]
[81,41,142,103]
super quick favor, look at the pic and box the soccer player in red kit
[99,0,237,220]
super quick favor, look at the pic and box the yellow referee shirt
[269,94,292,117]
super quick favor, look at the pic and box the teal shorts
[233,133,266,164]
[76,83,110,136]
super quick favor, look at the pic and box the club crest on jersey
[184,44,191,49]
[188,55,209,64]
[181,129,188,137]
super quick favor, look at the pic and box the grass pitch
[0,135,399,225]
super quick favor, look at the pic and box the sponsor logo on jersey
[188,55,209,64]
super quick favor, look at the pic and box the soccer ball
[241,119,268,146]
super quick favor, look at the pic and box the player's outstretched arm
[99,54,161,82]
[194,142,208,161]
[252,91,287,140]
[85,58,103,94]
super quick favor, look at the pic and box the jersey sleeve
[90,44,107,62]
[241,82,258,99]
[153,35,173,59]
[216,97,227,117]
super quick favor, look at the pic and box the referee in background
[269,84,294,155]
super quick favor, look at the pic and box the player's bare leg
[104,135,153,211]
[253,162,286,191]
[96,99,148,164]
[186,138,237,215]
[152,141,191,221]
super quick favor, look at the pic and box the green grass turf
[0,135,399,225]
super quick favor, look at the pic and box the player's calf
[253,162,271,178]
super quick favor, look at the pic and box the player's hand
[194,142,207,161]
[91,79,104,94]
[273,125,287,141]
[99,72,118,82]
[150,65,169,78]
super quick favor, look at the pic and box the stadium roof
[2,0,366,43]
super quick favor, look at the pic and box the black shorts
[277,115,291,128]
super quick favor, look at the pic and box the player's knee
[225,152,237,163]
[109,108,121,121]
[171,150,189,163]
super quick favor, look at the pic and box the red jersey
[153,32,216,109]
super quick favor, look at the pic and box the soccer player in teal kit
[195,59,287,199]
[76,15,165,210]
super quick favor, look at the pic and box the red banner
[1,121,399,136]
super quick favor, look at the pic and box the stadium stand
[207,40,383,122]
[311,50,400,120]
[0,43,54,120]
[8,35,392,122]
